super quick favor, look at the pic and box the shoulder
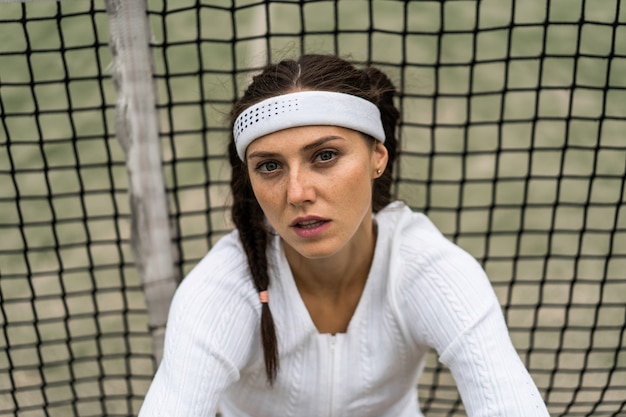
[180,230,250,289]
[170,230,258,326]
[377,201,486,282]
[376,201,472,266]
[376,201,445,241]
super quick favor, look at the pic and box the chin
[286,239,346,261]
[297,250,337,260]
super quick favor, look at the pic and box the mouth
[289,216,331,238]
[290,216,330,228]
[293,219,329,229]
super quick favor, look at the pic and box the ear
[372,141,389,178]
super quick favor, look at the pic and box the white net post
[105,0,178,364]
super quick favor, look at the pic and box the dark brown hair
[228,54,399,384]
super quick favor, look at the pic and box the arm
[439,296,549,416]
[138,239,258,417]
[395,223,549,416]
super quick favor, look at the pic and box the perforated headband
[233,91,385,160]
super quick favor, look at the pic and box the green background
[0,0,624,416]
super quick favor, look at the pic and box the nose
[286,167,316,206]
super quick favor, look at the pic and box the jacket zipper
[327,335,337,417]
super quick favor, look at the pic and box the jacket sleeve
[394,214,550,417]
[138,236,258,417]
[438,297,549,416]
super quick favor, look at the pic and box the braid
[228,141,279,384]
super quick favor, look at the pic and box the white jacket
[138,202,549,417]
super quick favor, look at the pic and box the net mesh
[0,1,625,416]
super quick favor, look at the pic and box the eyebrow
[247,135,344,160]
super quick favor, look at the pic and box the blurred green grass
[1,0,625,416]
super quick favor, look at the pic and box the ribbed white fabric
[138,201,549,417]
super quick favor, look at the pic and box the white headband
[233,91,385,160]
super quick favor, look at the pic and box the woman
[138,54,549,416]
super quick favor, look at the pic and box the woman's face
[246,125,388,261]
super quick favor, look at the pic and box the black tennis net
[0,1,624,416]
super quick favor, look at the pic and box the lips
[296,219,327,229]
[290,216,330,228]
[290,216,331,238]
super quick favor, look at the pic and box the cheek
[346,162,374,191]
[251,183,271,206]
[333,166,374,209]
[250,179,283,217]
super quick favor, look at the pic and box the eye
[315,150,337,163]
[257,161,280,173]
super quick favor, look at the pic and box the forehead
[246,125,363,156]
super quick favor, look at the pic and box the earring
[376,169,382,175]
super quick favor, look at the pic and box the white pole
[105,0,179,364]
